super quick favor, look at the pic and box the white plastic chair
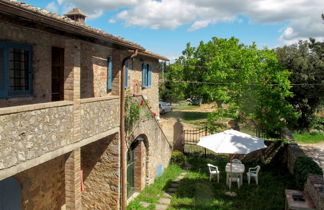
[207,163,220,183]
[246,165,261,184]
[231,159,242,164]
[228,172,241,189]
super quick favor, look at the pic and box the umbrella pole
[225,155,237,197]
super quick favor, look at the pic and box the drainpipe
[120,49,138,210]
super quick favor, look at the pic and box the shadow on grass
[128,154,297,210]
[162,111,209,122]
[167,154,297,210]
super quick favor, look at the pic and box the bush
[311,116,324,131]
[171,150,186,166]
[294,157,323,189]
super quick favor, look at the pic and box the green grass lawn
[293,132,324,144]
[163,110,209,126]
[173,105,200,111]
[128,155,297,210]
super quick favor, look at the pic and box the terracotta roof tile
[1,0,169,60]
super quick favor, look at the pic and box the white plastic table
[225,163,245,187]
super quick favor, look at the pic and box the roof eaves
[0,0,144,50]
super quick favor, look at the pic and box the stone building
[0,1,171,209]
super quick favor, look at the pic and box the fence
[183,126,211,155]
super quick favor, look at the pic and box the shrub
[171,150,186,166]
[294,156,323,189]
[311,116,324,131]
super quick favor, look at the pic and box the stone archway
[127,134,149,197]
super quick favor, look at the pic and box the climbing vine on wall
[125,93,156,137]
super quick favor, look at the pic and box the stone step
[167,187,177,193]
[180,172,188,176]
[158,197,171,205]
[139,201,150,208]
[156,204,168,210]
[170,182,179,188]
[162,192,172,198]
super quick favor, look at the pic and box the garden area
[128,153,298,210]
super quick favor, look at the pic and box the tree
[159,63,187,103]
[276,39,324,131]
[167,37,297,136]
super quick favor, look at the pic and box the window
[0,41,32,98]
[142,63,152,88]
[107,56,112,90]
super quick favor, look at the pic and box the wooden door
[51,47,64,101]
[0,177,21,210]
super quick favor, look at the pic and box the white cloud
[59,0,324,44]
[45,2,58,13]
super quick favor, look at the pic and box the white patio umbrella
[197,129,267,195]
[197,129,267,155]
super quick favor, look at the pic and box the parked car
[186,98,202,105]
[159,102,172,114]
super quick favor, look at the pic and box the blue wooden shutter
[147,64,152,87]
[107,56,112,90]
[142,63,147,88]
[125,60,129,88]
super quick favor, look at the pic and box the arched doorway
[127,141,137,198]
[127,135,148,198]
[0,177,21,210]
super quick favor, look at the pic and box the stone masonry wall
[128,96,172,184]
[0,102,73,169]
[128,56,160,117]
[305,174,324,210]
[81,134,120,210]
[80,41,114,99]
[287,143,307,174]
[15,155,66,210]
[0,19,77,107]
[80,97,119,140]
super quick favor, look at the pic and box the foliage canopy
[161,37,298,136]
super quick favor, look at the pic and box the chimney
[65,8,86,25]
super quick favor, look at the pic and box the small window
[0,41,32,98]
[142,63,152,88]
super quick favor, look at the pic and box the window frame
[142,63,152,88]
[0,41,32,98]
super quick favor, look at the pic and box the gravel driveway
[300,143,324,170]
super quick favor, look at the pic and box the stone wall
[80,97,120,140]
[173,120,184,151]
[128,96,172,184]
[0,18,78,107]
[287,143,307,174]
[0,102,73,169]
[80,42,114,98]
[81,134,120,210]
[15,155,66,210]
[304,174,324,210]
[128,56,160,116]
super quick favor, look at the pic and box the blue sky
[23,0,324,61]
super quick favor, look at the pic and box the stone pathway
[300,143,324,170]
[139,172,188,210]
